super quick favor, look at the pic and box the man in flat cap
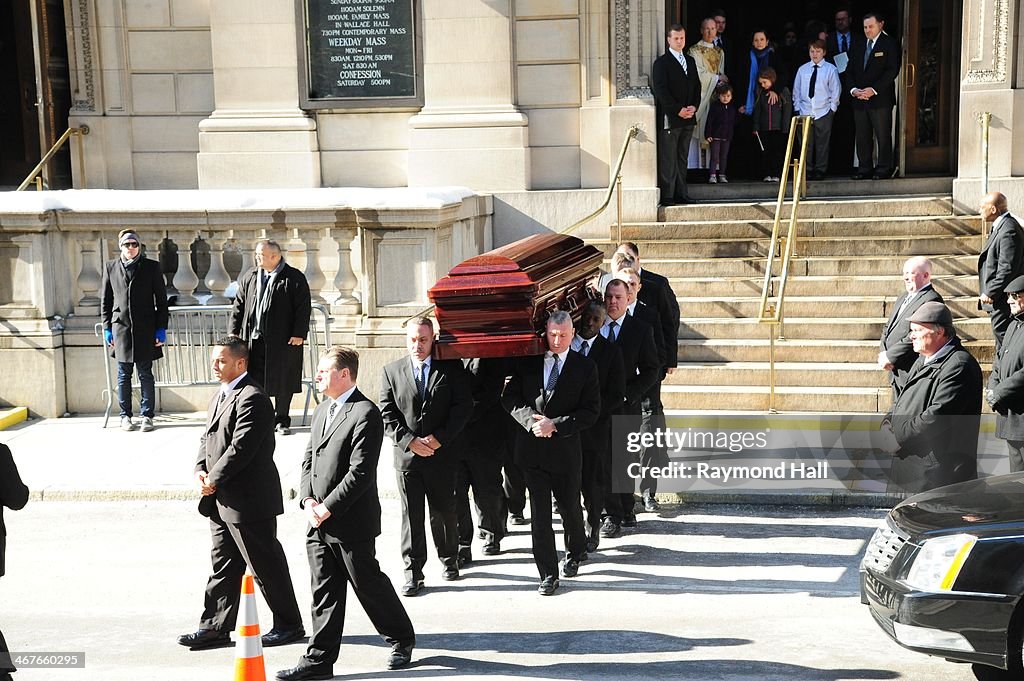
[987,275,1024,472]
[883,301,982,491]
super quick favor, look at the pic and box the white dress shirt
[793,59,841,120]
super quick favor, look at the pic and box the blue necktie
[864,39,873,67]
[545,355,560,392]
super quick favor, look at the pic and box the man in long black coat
[652,24,701,205]
[884,303,982,492]
[878,256,944,394]
[101,229,168,432]
[231,239,312,435]
[978,192,1024,355]
[0,443,28,681]
[276,346,416,680]
[987,275,1024,473]
[179,336,304,651]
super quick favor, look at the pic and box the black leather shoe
[401,579,424,597]
[510,513,529,526]
[538,576,560,596]
[621,514,637,528]
[262,627,305,647]
[851,172,871,180]
[442,566,460,581]
[561,559,580,578]
[586,537,599,553]
[482,542,500,556]
[177,628,232,650]
[386,644,414,670]
[599,519,621,538]
[275,665,333,680]
[457,548,472,568]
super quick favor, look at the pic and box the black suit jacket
[300,388,384,543]
[460,357,514,456]
[502,351,600,473]
[578,335,625,453]
[638,269,679,369]
[847,31,900,109]
[979,213,1024,305]
[101,256,169,363]
[990,316,1024,440]
[880,285,944,386]
[607,314,660,409]
[195,375,283,523]
[379,356,473,471]
[0,444,28,578]
[652,50,702,130]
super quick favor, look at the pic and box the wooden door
[34,0,73,188]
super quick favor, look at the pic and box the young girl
[751,66,793,181]
[705,83,737,183]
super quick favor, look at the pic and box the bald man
[878,257,943,394]
[979,192,1024,354]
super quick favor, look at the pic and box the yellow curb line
[0,407,27,430]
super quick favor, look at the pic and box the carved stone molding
[964,0,1009,84]
[613,0,652,99]
[70,0,97,111]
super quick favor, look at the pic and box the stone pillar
[171,233,201,305]
[331,226,361,315]
[407,0,529,190]
[75,233,103,315]
[298,228,327,304]
[204,235,232,304]
[196,0,320,188]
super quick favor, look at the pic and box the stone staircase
[591,184,994,414]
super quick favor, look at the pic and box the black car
[860,473,1024,678]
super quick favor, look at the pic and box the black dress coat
[300,389,384,543]
[502,351,600,474]
[846,31,900,110]
[230,263,311,395]
[887,338,983,489]
[978,213,1024,303]
[579,334,625,455]
[379,357,473,472]
[652,50,702,131]
[989,315,1024,441]
[195,375,283,523]
[101,257,169,363]
[879,284,944,390]
[608,314,661,410]
[0,444,29,577]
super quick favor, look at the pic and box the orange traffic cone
[234,571,267,681]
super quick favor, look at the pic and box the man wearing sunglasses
[987,276,1024,472]
[101,229,169,432]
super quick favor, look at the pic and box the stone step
[678,316,994,341]
[675,295,984,319]
[617,215,982,241]
[676,338,996,364]
[608,235,981,259]
[657,194,955,222]
[666,361,993,388]
[669,274,978,298]
[660,384,891,412]
[645,254,977,277]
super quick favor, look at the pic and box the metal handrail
[561,124,641,242]
[756,115,814,413]
[16,125,89,191]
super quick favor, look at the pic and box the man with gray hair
[231,239,312,435]
[878,256,943,394]
[883,302,982,491]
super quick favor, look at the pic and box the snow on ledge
[0,187,478,213]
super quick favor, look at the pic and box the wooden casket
[428,233,603,359]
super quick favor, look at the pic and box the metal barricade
[95,303,332,427]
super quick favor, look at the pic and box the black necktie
[809,64,818,98]
[545,354,560,392]
[841,34,847,53]
[218,390,226,405]
[415,363,426,399]
[580,340,589,356]
[608,321,618,342]
[864,39,873,67]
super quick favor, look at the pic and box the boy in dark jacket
[752,67,793,181]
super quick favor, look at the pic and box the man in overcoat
[987,275,1024,472]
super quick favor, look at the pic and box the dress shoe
[599,518,621,538]
[262,627,305,647]
[851,172,871,180]
[177,628,232,650]
[586,537,599,553]
[386,643,414,670]
[441,566,460,581]
[482,542,501,556]
[510,513,529,526]
[275,664,333,680]
[538,576,560,596]
[457,547,472,568]
[621,514,637,528]
[561,559,580,578]
[643,495,660,513]
[477,529,487,540]
[275,424,291,436]
[401,579,424,597]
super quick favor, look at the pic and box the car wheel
[972,663,1015,680]
[973,615,1024,680]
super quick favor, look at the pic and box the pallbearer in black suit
[599,280,660,539]
[573,302,625,553]
[179,336,304,651]
[615,242,681,377]
[503,311,600,596]
[987,276,1024,473]
[380,317,472,596]
[455,357,510,561]
[276,347,416,681]
[878,257,944,394]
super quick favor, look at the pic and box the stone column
[196,0,320,188]
[204,235,232,304]
[75,233,103,315]
[298,228,327,305]
[330,226,361,315]
[171,232,201,305]
[407,0,529,190]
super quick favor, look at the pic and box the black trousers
[603,407,642,523]
[854,105,894,176]
[523,464,587,580]
[200,513,302,632]
[456,455,506,548]
[581,432,608,540]
[248,337,295,427]
[395,467,458,582]
[502,460,528,519]
[0,627,14,673]
[1007,440,1024,473]
[989,298,1013,356]
[640,393,668,498]
[657,125,694,203]
[300,534,415,670]
[828,94,856,174]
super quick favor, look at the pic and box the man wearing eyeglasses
[101,229,169,432]
[987,276,1024,472]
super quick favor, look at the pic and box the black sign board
[301,0,418,105]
